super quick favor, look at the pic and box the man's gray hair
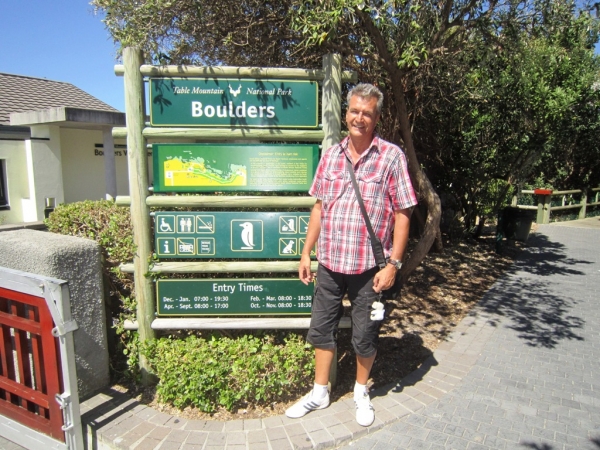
[348,83,383,115]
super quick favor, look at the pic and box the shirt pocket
[358,171,383,200]
[322,169,347,203]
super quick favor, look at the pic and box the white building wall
[60,128,130,203]
[1,126,157,226]
[0,140,28,225]
[24,125,65,222]
[116,138,133,194]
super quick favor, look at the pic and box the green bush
[45,200,135,266]
[143,333,314,412]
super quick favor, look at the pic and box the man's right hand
[299,254,314,285]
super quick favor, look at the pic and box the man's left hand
[372,265,397,293]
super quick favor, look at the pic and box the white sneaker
[355,392,375,426]
[285,390,330,418]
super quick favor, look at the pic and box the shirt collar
[338,135,381,160]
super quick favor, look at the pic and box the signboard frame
[156,278,314,316]
[154,211,314,259]
[149,77,319,128]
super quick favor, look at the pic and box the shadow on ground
[476,233,591,348]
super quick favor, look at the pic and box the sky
[1,0,598,115]
[1,0,125,111]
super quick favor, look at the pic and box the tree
[412,0,600,235]
[94,0,509,279]
[93,0,599,272]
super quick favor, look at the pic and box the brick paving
[340,221,600,449]
[2,220,598,449]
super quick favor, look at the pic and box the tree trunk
[472,216,486,238]
[433,227,444,252]
[391,78,442,283]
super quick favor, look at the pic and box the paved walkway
[339,219,600,449]
[2,218,598,449]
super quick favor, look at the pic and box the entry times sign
[154,212,314,259]
[157,279,314,316]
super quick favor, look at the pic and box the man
[285,83,417,426]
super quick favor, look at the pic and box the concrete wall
[0,140,28,225]
[0,229,110,399]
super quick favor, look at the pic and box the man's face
[345,95,380,140]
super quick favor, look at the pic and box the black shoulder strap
[346,158,387,269]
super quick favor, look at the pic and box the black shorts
[306,264,382,358]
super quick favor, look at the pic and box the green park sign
[157,278,314,316]
[152,143,319,193]
[154,212,315,259]
[150,78,318,128]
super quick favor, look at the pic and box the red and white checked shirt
[309,135,418,274]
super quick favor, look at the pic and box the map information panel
[152,143,319,193]
[154,211,314,259]
[157,278,314,316]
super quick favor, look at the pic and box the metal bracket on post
[55,393,74,432]
[40,281,79,337]
[51,321,79,337]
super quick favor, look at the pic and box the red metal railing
[0,286,65,442]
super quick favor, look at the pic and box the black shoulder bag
[346,158,402,300]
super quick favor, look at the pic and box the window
[0,160,8,209]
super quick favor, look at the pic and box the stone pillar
[0,229,110,398]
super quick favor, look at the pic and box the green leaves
[45,199,135,265]
[414,0,600,234]
[142,333,314,413]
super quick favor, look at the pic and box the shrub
[45,200,135,266]
[143,333,314,412]
[45,199,135,315]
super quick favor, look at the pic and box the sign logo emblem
[231,220,263,252]
[196,215,215,233]
[159,217,173,232]
[279,238,297,255]
[240,222,255,249]
[177,238,195,254]
[229,84,242,98]
[178,215,194,233]
[280,216,298,234]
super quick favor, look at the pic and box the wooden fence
[512,187,600,224]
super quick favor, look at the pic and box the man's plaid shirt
[309,135,418,274]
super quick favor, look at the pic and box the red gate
[0,286,65,442]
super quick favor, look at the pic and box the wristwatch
[387,258,402,270]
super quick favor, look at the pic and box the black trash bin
[499,207,536,242]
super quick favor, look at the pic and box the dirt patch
[115,235,523,421]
